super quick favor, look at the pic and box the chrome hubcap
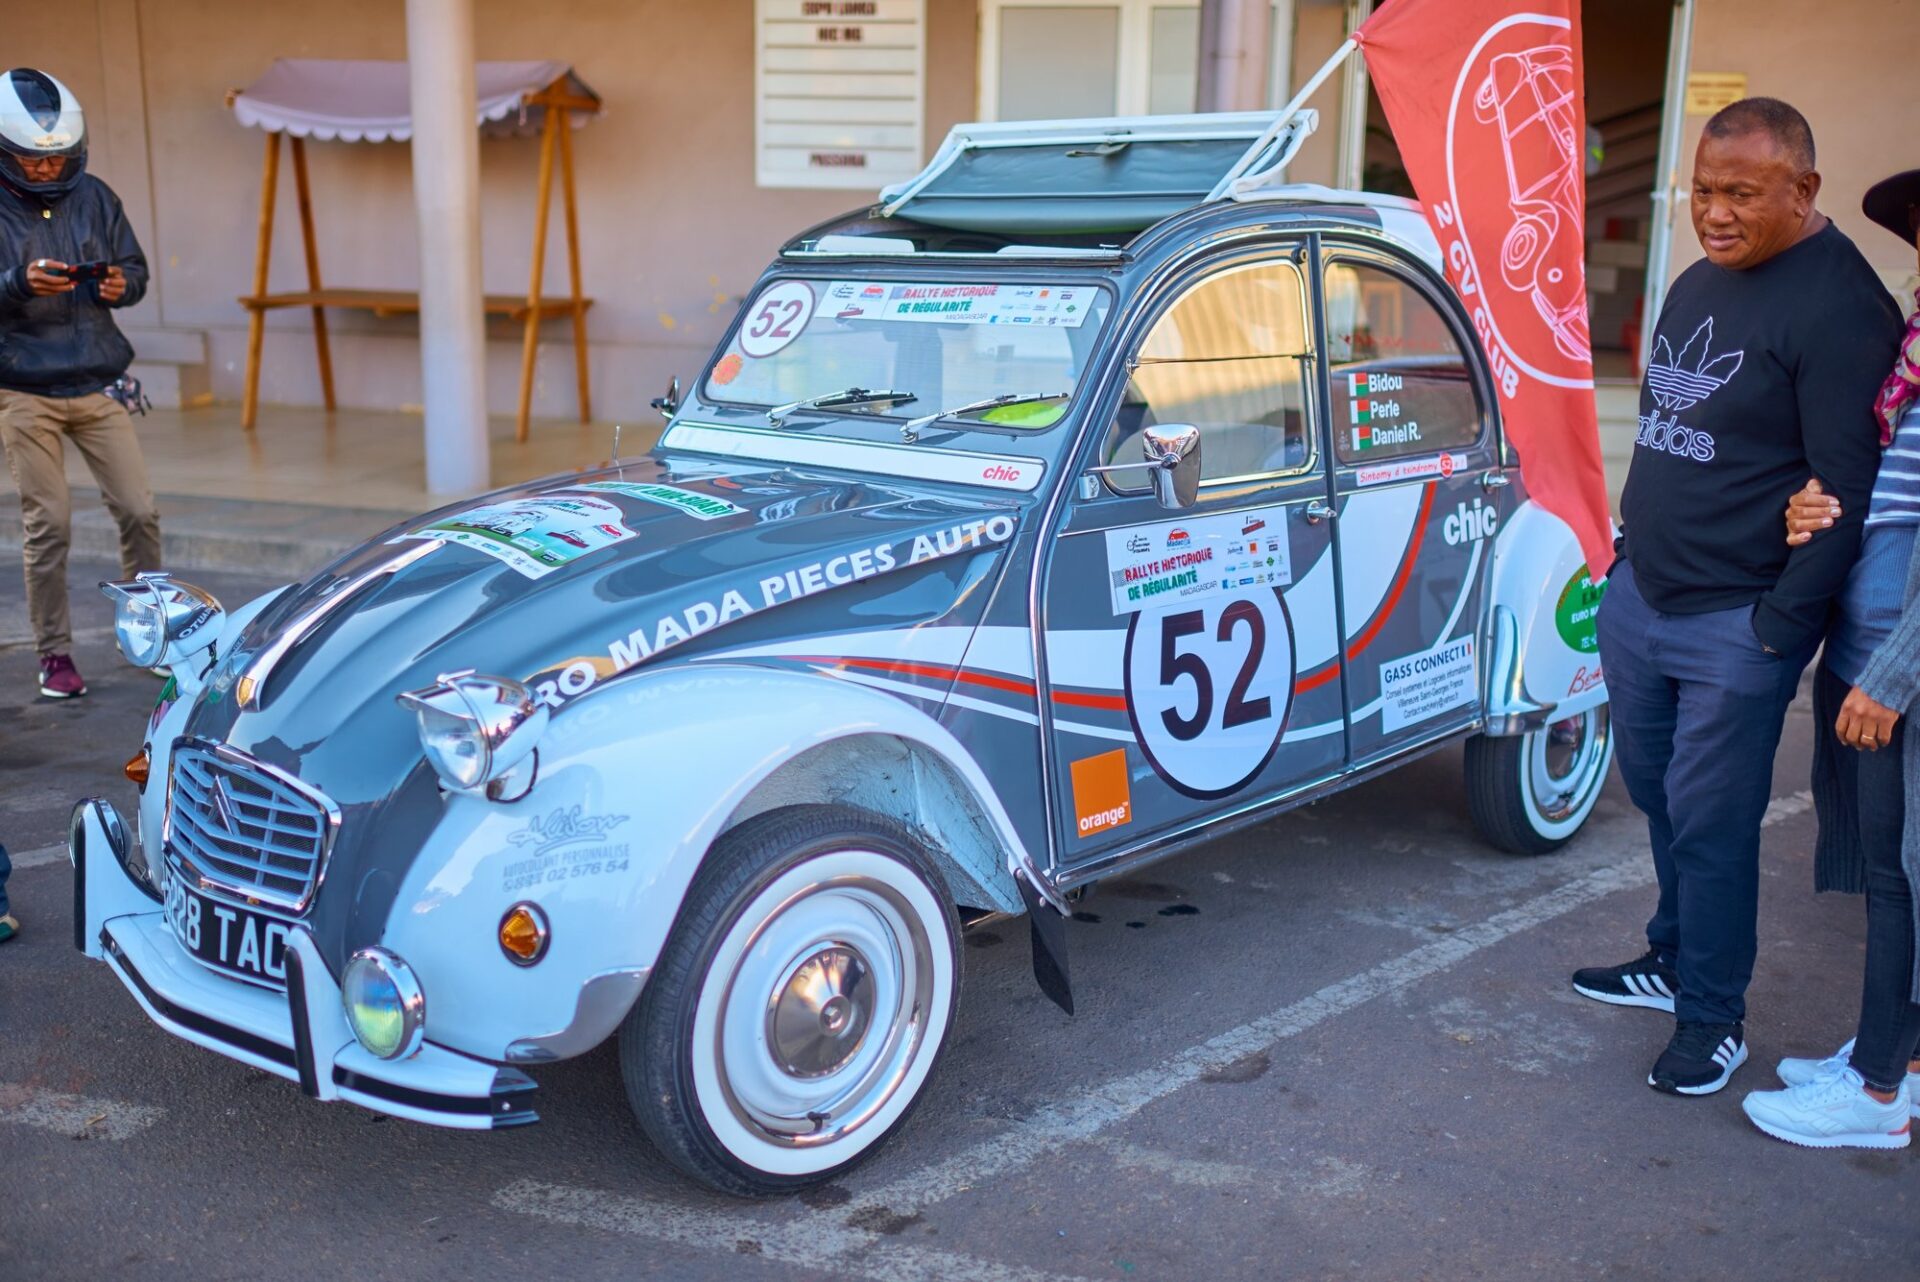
[1528,706,1610,824]
[768,945,874,1079]
[711,871,936,1148]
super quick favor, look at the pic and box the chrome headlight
[396,671,548,793]
[341,947,426,1060]
[99,573,224,670]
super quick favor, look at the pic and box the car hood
[183,453,1023,798]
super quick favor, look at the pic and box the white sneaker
[1742,1068,1913,1150]
[1776,1038,1920,1117]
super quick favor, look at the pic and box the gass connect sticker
[396,495,637,580]
[1379,636,1477,732]
[577,482,745,522]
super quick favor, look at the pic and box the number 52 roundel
[1122,590,1296,800]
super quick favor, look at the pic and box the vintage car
[71,112,1612,1195]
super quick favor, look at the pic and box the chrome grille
[165,742,338,912]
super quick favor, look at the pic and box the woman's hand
[1786,477,1840,546]
[1836,685,1901,751]
[97,266,127,304]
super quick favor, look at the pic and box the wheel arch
[1484,497,1610,735]
[719,732,1025,916]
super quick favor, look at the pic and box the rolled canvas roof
[230,59,598,142]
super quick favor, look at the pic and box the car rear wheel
[619,804,959,1196]
[1465,705,1612,856]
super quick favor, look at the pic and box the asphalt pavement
[2,558,1917,1280]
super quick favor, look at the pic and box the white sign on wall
[755,0,926,190]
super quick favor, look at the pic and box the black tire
[1465,705,1613,856]
[618,804,961,1197]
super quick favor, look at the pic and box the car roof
[778,112,1441,274]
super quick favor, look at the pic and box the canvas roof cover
[230,59,598,142]
[878,113,1305,235]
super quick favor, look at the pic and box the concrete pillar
[1335,0,1374,190]
[405,0,490,496]
[1196,0,1272,114]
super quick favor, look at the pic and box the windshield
[705,278,1111,431]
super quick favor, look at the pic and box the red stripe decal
[795,655,1039,698]
[1286,480,1438,692]
[1051,689,1128,711]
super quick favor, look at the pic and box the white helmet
[0,68,87,198]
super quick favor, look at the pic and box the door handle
[1304,499,1338,524]
[1481,470,1511,491]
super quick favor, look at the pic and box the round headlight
[100,574,224,671]
[397,671,549,794]
[113,593,167,667]
[341,947,426,1060]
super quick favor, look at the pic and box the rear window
[1324,261,1484,465]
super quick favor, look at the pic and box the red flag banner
[1356,0,1614,579]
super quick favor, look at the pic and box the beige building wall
[1672,0,1920,294]
[8,0,980,424]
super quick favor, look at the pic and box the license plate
[163,876,291,986]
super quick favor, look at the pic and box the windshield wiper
[765,387,916,427]
[900,391,1072,443]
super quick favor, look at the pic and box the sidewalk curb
[0,489,409,579]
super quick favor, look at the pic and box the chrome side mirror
[1142,424,1201,509]
[1082,422,1203,508]
[650,374,681,420]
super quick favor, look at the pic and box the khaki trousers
[0,389,163,654]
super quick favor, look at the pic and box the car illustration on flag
[1473,43,1590,362]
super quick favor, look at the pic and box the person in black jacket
[0,66,160,699]
[1571,98,1903,1097]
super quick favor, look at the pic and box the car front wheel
[1464,705,1612,855]
[619,804,959,1196]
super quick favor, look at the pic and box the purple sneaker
[38,652,87,699]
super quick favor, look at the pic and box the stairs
[123,326,212,409]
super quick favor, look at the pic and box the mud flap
[1017,874,1074,1016]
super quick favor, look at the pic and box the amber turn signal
[498,902,549,966]
[124,746,151,791]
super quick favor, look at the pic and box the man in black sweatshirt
[1572,99,1902,1096]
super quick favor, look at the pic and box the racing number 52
[749,297,805,341]
[1158,601,1272,741]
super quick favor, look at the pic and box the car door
[1037,245,1348,871]
[1320,245,1502,767]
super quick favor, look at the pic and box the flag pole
[1277,36,1359,127]
[1209,36,1359,199]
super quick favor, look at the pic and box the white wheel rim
[690,848,953,1178]
[1521,705,1611,838]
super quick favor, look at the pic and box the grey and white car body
[72,112,1612,1194]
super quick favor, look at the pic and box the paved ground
[3,559,1917,1281]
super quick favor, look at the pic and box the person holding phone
[0,66,159,699]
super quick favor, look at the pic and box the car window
[1102,257,1314,488]
[705,279,1110,432]
[1324,261,1484,464]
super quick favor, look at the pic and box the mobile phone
[56,261,111,282]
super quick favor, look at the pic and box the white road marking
[840,793,1816,1221]
[493,1179,1094,1282]
[0,1083,164,1140]
[10,845,66,871]
[1078,1137,1263,1189]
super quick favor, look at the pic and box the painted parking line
[0,1083,164,1140]
[9,845,66,871]
[493,1179,1095,1282]
[839,793,1816,1222]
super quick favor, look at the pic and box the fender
[1483,498,1611,734]
[377,663,1032,1063]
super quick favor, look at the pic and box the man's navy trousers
[1596,559,1817,1025]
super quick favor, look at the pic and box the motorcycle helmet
[0,68,87,199]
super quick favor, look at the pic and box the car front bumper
[72,798,538,1130]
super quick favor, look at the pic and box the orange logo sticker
[711,352,744,385]
[1071,748,1132,838]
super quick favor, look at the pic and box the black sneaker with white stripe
[1571,948,1677,1011]
[1649,1021,1747,1096]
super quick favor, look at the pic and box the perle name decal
[528,515,1018,708]
[507,805,631,855]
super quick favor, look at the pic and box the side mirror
[650,374,681,420]
[1142,423,1201,509]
